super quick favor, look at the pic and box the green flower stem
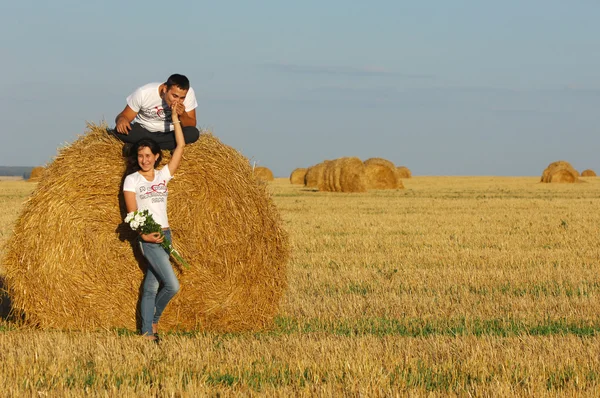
[160,234,190,269]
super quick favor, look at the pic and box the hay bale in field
[289,168,307,185]
[581,169,596,177]
[363,162,400,190]
[254,166,274,181]
[363,158,409,186]
[320,157,367,193]
[364,157,395,169]
[28,166,45,182]
[546,169,577,183]
[396,166,412,179]
[363,158,404,189]
[3,123,289,332]
[304,161,330,189]
[541,161,580,183]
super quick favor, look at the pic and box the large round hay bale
[364,163,398,190]
[581,169,596,177]
[541,161,579,183]
[396,166,412,179]
[304,161,330,189]
[320,157,367,193]
[289,168,307,185]
[28,166,45,182]
[254,166,274,181]
[3,124,289,332]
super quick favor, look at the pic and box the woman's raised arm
[167,102,185,176]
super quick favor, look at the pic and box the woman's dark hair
[165,74,190,91]
[126,139,163,173]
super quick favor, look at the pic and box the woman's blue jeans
[138,229,180,336]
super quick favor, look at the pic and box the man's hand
[115,105,137,134]
[116,117,132,135]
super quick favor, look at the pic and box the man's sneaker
[122,143,133,157]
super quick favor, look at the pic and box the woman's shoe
[142,334,159,344]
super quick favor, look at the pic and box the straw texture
[3,124,289,332]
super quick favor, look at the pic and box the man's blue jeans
[139,229,180,336]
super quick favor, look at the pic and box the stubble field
[1,176,600,396]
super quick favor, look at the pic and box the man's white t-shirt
[126,82,198,133]
[123,167,173,228]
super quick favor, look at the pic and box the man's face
[163,86,188,107]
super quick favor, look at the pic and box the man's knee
[107,127,130,143]
[183,126,200,145]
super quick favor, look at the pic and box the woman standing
[123,104,185,342]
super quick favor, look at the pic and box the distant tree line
[0,166,35,179]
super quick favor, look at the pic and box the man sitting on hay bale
[112,74,200,153]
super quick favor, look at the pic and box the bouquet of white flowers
[124,209,189,269]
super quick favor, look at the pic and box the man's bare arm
[115,105,138,134]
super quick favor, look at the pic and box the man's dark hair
[126,138,163,173]
[165,74,190,91]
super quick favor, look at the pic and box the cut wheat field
[2,176,600,396]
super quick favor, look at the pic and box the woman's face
[137,146,159,172]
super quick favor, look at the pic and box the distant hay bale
[363,158,403,189]
[541,161,579,183]
[254,166,274,181]
[304,161,330,189]
[289,168,307,185]
[320,157,367,193]
[581,169,596,177]
[548,169,577,183]
[364,158,395,169]
[28,166,45,182]
[363,158,409,186]
[364,163,399,190]
[3,123,289,332]
[396,166,412,179]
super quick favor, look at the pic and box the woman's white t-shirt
[123,167,173,228]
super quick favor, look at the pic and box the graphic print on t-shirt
[138,105,173,122]
[139,180,168,204]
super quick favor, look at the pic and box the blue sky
[1,1,599,176]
